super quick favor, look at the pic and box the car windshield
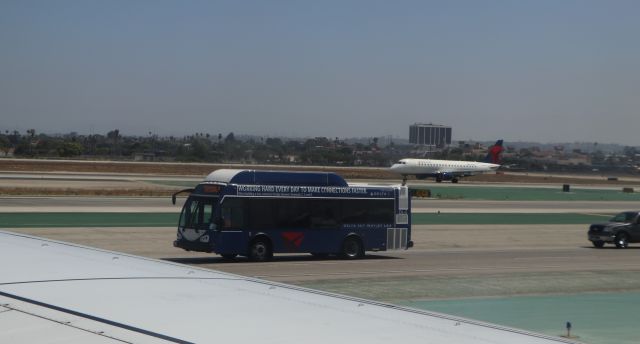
[609,212,637,223]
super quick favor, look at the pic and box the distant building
[0,147,15,158]
[409,123,451,149]
[133,152,156,161]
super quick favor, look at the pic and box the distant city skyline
[1,1,639,146]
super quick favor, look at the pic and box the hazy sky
[1,1,639,145]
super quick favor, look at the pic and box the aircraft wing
[0,230,578,344]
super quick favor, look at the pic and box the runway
[1,196,637,213]
[9,224,640,296]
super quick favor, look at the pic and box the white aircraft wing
[0,230,578,344]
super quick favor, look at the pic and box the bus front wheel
[341,237,364,259]
[249,238,273,262]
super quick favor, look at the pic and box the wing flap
[0,296,172,343]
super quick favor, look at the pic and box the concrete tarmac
[9,222,640,301]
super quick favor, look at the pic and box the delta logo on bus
[281,232,304,251]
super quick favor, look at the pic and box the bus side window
[341,199,368,224]
[221,198,245,229]
[341,199,393,224]
[367,199,394,223]
[277,199,310,228]
[249,199,277,229]
[310,199,339,228]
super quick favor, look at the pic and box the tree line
[0,129,402,166]
[1,129,637,172]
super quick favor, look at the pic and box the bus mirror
[171,188,195,206]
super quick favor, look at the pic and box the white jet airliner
[390,140,504,184]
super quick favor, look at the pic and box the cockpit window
[396,161,406,164]
[610,212,637,223]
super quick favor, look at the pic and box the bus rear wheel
[249,238,273,262]
[341,237,364,259]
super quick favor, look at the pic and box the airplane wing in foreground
[0,231,578,344]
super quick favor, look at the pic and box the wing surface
[0,231,578,344]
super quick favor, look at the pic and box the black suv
[588,211,640,248]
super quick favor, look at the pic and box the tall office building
[409,123,452,148]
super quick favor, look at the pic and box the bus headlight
[177,232,182,239]
[200,235,210,243]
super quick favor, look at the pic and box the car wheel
[591,241,605,248]
[249,238,273,262]
[615,233,629,249]
[341,237,364,259]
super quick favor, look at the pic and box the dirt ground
[0,159,395,179]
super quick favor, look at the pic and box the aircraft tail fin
[484,139,504,164]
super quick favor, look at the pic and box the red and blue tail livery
[484,139,504,164]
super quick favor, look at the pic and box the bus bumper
[173,239,213,253]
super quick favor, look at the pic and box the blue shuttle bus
[173,169,412,261]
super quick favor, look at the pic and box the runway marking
[512,256,574,260]
[583,213,614,217]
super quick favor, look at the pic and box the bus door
[216,197,249,254]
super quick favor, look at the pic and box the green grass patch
[0,212,179,228]
[412,185,640,201]
[0,211,613,228]
[412,212,611,225]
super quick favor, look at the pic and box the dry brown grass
[0,159,396,179]
[0,187,176,197]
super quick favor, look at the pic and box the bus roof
[204,169,348,187]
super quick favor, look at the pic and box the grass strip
[412,212,611,224]
[411,186,640,201]
[0,212,613,228]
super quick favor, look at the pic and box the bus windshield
[179,196,218,230]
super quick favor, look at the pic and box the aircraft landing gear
[401,175,407,186]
